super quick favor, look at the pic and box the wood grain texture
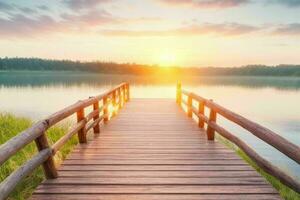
[32,99,279,200]
[31,194,281,200]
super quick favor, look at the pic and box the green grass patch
[216,135,300,200]
[0,113,78,200]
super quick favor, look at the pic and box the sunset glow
[0,0,300,67]
[157,51,177,66]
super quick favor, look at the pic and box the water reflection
[1,71,300,90]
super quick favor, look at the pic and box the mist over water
[0,71,299,180]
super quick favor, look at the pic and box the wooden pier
[0,83,299,200]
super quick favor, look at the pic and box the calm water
[0,71,299,180]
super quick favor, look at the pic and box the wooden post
[112,91,117,116]
[126,83,130,102]
[121,86,125,107]
[124,84,127,102]
[176,82,181,105]
[103,95,109,123]
[34,133,58,179]
[187,95,192,118]
[207,100,216,141]
[198,101,205,128]
[93,101,100,134]
[77,108,87,143]
[119,88,123,109]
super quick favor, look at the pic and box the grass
[0,113,78,200]
[216,135,300,200]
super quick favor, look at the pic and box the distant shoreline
[1,58,300,77]
[1,70,300,78]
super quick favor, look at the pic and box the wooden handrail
[177,83,300,193]
[0,82,129,200]
[0,148,52,200]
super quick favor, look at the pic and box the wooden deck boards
[32,99,280,200]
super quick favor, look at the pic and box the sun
[157,51,177,67]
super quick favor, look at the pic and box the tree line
[0,57,300,76]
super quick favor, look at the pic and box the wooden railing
[0,82,130,200]
[176,83,300,193]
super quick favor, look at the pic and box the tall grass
[0,113,78,200]
[216,135,300,200]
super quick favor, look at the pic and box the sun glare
[157,51,177,67]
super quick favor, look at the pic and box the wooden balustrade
[0,82,129,200]
[177,83,300,193]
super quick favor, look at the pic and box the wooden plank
[34,185,277,194]
[72,149,229,153]
[56,170,261,178]
[32,99,279,200]
[59,165,253,171]
[66,155,240,160]
[62,159,248,165]
[41,177,268,185]
[31,194,281,200]
[68,152,237,156]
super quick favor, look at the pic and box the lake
[0,71,299,180]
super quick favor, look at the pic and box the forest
[1,57,300,76]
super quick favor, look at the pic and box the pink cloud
[100,23,260,37]
[157,0,250,9]
[61,10,120,27]
[272,23,300,36]
[63,0,114,11]
[0,10,164,39]
[0,14,66,38]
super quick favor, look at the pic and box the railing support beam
[176,82,181,105]
[112,91,117,117]
[77,108,87,143]
[121,86,125,107]
[103,95,109,123]
[34,133,57,179]
[93,101,100,134]
[118,88,123,109]
[198,101,205,128]
[187,95,193,118]
[207,100,216,140]
[126,83,130,102]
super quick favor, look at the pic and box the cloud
[272,23,300,36]
[60,9,163,27]
[0,2,40,14]
[100,23,261,37]
[156,0,251,9]
[266,0,300,7]
[0,1,14,11]
[37,5,50,11]
[60,9,119,26]
[0,14,64,38]
[18,7,37,14]
[0,8,162,38]
[63,0,114,11]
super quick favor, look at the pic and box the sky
[0,0,300,67]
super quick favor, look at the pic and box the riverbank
[0,113,78,199]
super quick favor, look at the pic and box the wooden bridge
[0,83,299,200]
